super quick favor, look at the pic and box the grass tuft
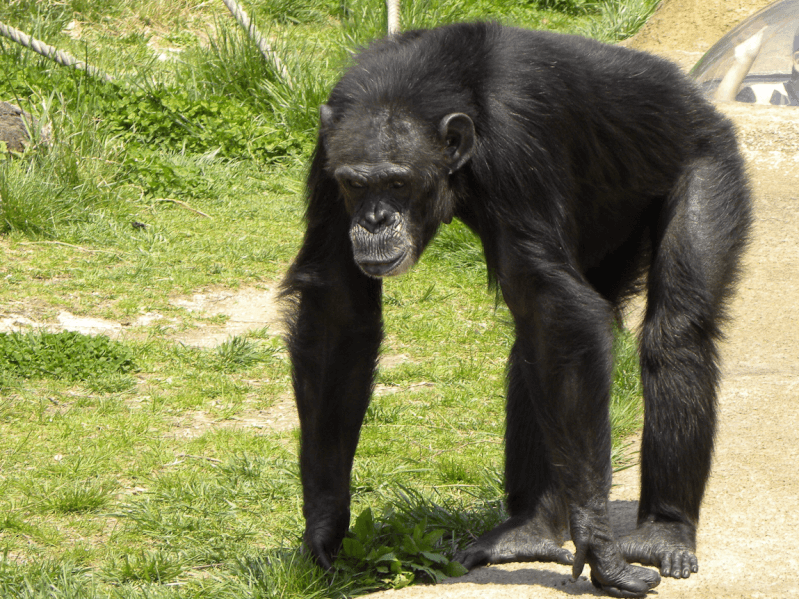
[38,479,115,514]
[105,550,185,584]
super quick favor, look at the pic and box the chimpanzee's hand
[303,503,350,570]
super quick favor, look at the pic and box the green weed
[215,335,281,372]
[0,561,98,599]
[336,507,467,589]
[582,0,660,41]
[232,549,357,598]
[0,330,136,381]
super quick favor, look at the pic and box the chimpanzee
[281,22,751,598]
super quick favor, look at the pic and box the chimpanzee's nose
[361,205,396,233]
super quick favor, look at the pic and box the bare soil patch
[168,285,285,347]
[0,284,286,344]
[169,394,299,439]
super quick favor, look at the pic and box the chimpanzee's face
[321,105,475,277]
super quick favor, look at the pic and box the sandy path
[367,3,799,598]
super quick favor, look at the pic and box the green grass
[0,0,656,596]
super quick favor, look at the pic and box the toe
[453,548,487,571]
[689,553,699,574]
[600,584,646,598]
[591,570,655,599]
[661,550,700,579]
[677,551,697,578]
[554,547,574,566]
[661,551,690,579]
[673,553,691,578]
[536,542,573,566]
[660,552,673,578]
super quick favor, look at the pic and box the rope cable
[387,0,401,35]
[0,20,113,81]
[220,0,294,89]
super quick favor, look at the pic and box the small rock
[0,101,48,154]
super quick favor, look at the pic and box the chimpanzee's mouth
[355,252,409,277]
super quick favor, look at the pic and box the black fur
[281,22,751,597]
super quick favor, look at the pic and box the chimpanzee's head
[320,104,475,277]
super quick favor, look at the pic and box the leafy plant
[120,144,219,199]
[0,330,137,381]
[335,507,467,590]
[96,85,299,161]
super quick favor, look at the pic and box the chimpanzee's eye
[391,180,405,189]
[348,179,365,189]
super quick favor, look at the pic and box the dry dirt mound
[622,0,775,67]
[367,3,799,599]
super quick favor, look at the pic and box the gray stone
[0,101,39,153]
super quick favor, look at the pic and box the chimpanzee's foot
[454,514,573,570]
[618,518,698,579]
[571,509,661,598]
[591,564,660,597]
[587,559,661,599]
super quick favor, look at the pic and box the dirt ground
[365,2,799,599]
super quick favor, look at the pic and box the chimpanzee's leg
[619,156,751,579]
[454,342,572,570]
[282,151,384,570]
[460,240,660,597]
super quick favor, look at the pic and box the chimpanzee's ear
[320,104,336,132]
[439,113,475,172]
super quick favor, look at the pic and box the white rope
[0,20,113,81]
[220,0,294,89]
[387,0,401,35]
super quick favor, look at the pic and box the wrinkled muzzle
[349,220,415,277]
